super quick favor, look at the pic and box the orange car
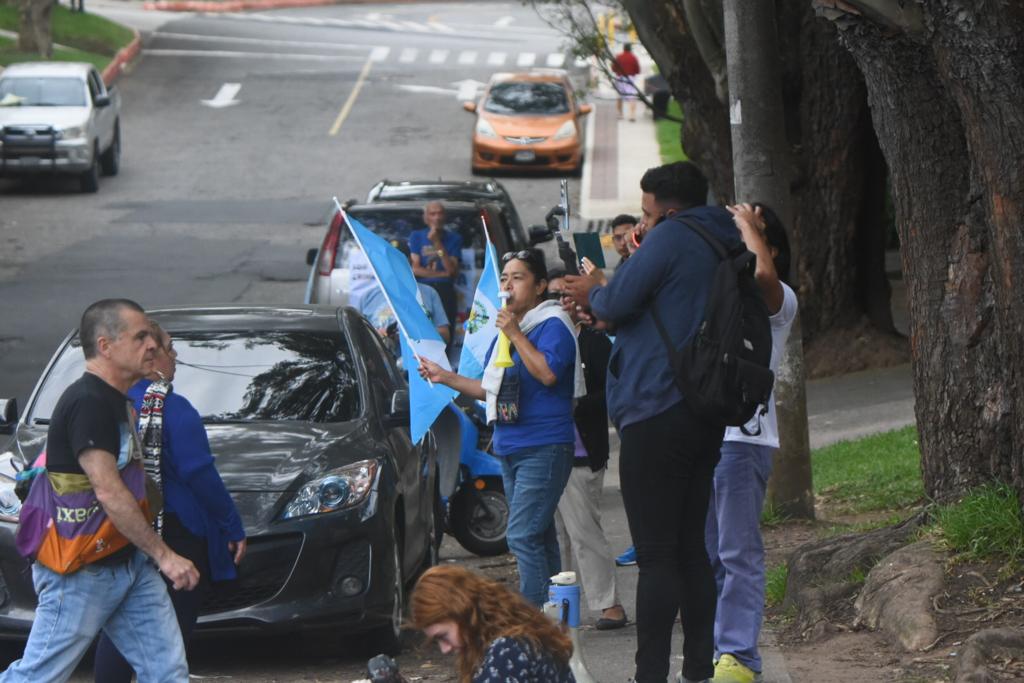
[464,69,592,175]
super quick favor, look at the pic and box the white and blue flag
[340,205,458,444]
[458,242,502,380]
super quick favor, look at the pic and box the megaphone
[494,293,514,368]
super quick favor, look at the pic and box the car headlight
[281,459,378,520]
[475,118,498,139]
[553,120,577,141]
[57,126,86,140]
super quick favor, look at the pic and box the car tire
[101,121,121,177]
[449,479,509,557]
[80,145,100,193]
[368,527,405,656]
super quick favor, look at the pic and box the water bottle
[544,571,597,683]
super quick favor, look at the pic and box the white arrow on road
[452,78,486,101]
[201,83,242,108]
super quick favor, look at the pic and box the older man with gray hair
[3,299,198,683]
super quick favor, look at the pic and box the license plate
[514,150,536,162]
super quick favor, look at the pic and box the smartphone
[572,232,606,269]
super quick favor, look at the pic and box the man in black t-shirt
[4,299,199,683]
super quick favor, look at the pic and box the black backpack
[651,217,775,432]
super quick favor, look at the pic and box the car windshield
[484,81,570,115]
[337,207,488,267]
[29,331,362,424]
[0,77,86,107]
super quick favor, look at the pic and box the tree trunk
[622,0,902,359]
[823,0,1024,502]
[17,0,56,58]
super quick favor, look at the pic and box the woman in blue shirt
[419,249,583,606]
[94,323,246,682]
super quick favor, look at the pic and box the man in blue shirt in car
[409,201,462,333]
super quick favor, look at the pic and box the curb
[143,0,446,11]
[101,30,142,86]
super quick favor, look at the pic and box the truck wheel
[80,145,100,193]
[450,480,509,557]
[101,122,120,176]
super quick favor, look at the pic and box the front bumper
[471,136,582,172]
[0,135,92,176]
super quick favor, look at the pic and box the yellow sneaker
[711,654,758,683]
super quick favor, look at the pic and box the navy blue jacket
[129,380,246,582]
[589,205,741,430]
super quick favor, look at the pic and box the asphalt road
[0,2,583,679]
[0,0,585,410]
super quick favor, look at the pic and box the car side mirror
[306,248,318,266]
[0,398,18,435]
[578,103,593,116]
[462,101,477,113]
[94,94,111,108]
[528,225,553,244]
[389,389,410,419]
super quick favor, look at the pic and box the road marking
[397,84,459,96]
[546,53,566,67]
[429,49,449,64]
[517,52,536,67]
[453,78,485,101]
[145,48,362,61]
[369,46,390,62]
[402,20,430,32]
[487,52,507,66]
[201,82,241,108]
[429,21,455,33]
[329,55,374,137]
[495,16,515,27]
[399,48,418,63]
[458,50,477,65]
[153,31,366,52]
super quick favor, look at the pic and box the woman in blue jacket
[419,249,584,606]
[94,322,246,682]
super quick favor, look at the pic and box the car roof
[488,69,570,84]
[145,305,351,334]
[368,179,510,203]
[0,62,93,79]
[349,199,490,213]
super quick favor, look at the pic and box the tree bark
[17,0,56,58]
[822,0,1024,502]
[622,0,902,354]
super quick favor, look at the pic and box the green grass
[934,482,1024,569]
[0,35,108,69]
[655,98,688,164]
[0,2,132,68]
[812,426,924,514]
[765,563,788,607]
[760,500,789,527]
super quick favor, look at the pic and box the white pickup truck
[0,62,121,193]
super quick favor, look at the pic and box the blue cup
[547,582,581,628]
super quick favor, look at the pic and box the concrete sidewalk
[575,363,914,683]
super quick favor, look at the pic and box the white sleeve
[770,282,798,329]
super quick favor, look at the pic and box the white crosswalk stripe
[429,50,449,64]
[517,52,536,67]
[370,46,391,62]
[546,53,566,67]
[457,50,478,65]
[488,52,507,66]
[399,48,418,63]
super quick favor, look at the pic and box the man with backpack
[704,203,797,683]
[563,161,765,683]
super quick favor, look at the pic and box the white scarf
[482,299,587,425]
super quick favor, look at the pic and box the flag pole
[333,197,432,382]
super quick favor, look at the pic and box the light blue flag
[458,242,502,380]
[342,207,458,444]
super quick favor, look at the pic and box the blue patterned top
[472,636,575,683]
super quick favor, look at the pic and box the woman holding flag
[419,248,585,607]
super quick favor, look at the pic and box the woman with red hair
[409,565,575,683]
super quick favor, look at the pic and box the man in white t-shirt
[704,202,797,683]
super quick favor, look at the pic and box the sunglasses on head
[501,250,534,263]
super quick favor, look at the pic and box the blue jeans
[500,443,574,606]
[2,550,188,683]
[704,441,774,674]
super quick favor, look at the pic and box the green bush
[934,482,1024,568]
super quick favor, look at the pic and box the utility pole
[723,0,815,518]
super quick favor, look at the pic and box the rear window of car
[28,331,362,424]
[0,77,87,107]
[339,207,490,267]
[484,81,570,115]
